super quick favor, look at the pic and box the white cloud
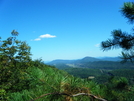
[32,34,56,41]
[39,34,56,38]
[95,43,100,47]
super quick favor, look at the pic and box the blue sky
[0,0,133,61]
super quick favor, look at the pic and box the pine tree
[101,2,134,62]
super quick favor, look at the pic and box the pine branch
[101,29,134,51]
[121,51,134,62]
[101,39,119,51]
[121,2,134,24]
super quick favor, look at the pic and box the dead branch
[71,93,107,101]
[29,92,107,101]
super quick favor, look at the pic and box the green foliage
[8,65,108,101]
[121,2,134,24]
[63,67,134,85]
[110,77,128,90]
[64,68,102,78]
[102,77,134,101]
[0,30,32,100]
[6,63,134,101]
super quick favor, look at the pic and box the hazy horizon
[44,55,121,62]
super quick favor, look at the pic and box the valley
[47,56,134,84]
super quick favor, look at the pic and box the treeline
[80,61,134,69]
[64,68,134,84]
[50,61,134,70]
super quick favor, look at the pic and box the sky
[0,0,133,61]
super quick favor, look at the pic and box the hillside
[7,62,134,101]
[4,62,112,101]
[1,51,134,101]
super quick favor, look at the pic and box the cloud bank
[33,34,56,41]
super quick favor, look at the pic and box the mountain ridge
[47,56,121,64]
[46,56,134,70]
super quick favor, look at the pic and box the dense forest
[1,2,134,101]
[63,68,134,84]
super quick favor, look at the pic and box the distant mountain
[97,57,121,61]
[47,56,101,65]
[47,56,134,70]
[48,56,121,65]
[79,56,101,62]
[48,59,76,64]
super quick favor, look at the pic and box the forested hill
[48,56,121,64]
[47,56,133,69]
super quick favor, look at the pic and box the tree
[0,30,32,100]
[101,2,134,62]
